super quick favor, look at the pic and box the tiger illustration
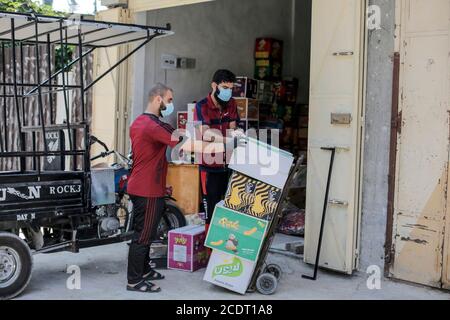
[224,172,256,212]
[248,182,281,220]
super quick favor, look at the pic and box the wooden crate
[166,164,201,215]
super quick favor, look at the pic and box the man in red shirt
[126,83,227,293]
[194,70,244,233]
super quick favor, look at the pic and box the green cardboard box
[205,203,268,262]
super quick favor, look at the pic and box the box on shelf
[233,77,258,99]
[257,80,274,93]
[205,203,268,262]
[273,79,298,104]
[203,249,256,295]
[235,98,259,120]
[298,115,309,127]
[177,112,188,130]
[168,225,208,272]
[254,60,282,81]
[284,105,300,125]
[257,80,274,104]
[254,38,283,60]
[281,78,299,104]
[229,137,294,189]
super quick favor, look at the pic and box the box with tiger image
[224,171,282,221]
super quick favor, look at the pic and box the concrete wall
[359,0,395,271]
[131,0,312,126]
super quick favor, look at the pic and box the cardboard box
[229,137,294,189]
[247,181,282,221]
[205,203,268,262]
[168,225,208,272]
[298,115,309,127]
[235,98,259,120]
[224,172,258,214]
[255,60,282,81]
[224,172,281,221]
[233,77,258,99]
[256,81,274,104]
[254,38,283,60]
[272,79,299,104]
[177,112,188,130]
[203,250,256,295]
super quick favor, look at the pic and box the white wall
[133,0,305,127]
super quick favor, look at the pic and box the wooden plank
[166,164,200,215]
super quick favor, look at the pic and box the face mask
[215,86,232,106]
[161,102,174,118]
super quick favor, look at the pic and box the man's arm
[178,137,225,154]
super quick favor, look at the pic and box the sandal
[143,269,165,281]
[127,280,161,293]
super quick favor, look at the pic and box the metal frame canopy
[0,11,173,47]
[0,10,173,178]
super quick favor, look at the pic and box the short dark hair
[148,83,173,102]
[212,69,236,85]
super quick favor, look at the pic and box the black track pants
[200,170,230,225]
[127,195,165,284]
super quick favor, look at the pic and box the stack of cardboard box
[203,138,294,294]
[232,77,259,132]
[254,38,283,81]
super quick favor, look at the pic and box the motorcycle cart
[0,11,183,299]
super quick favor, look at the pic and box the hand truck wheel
[265,264,282,280]
[256,273,278,295]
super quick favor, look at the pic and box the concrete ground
[17,234,450,300]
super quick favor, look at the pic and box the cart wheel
[265,264,282,280]
[256,273,278,295]
[0,232,33,300]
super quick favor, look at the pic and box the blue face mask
[161,102,174,118]
[215,86,233,104]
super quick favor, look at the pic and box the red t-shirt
[127,113,181,198]
[194,94,239,171]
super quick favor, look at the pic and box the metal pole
[84,36,156,92]
[0,42,6,153]
[33,17,48,157]
[59,20,74,154]
[78,29,90,174]
[11,18,26,171]
[47,34,54,124]
[302,147,336,281]
[20,41,26,170]
[20,42,25,128]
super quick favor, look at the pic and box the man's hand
[230,129,246,138]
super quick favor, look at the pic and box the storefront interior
[142,0,313,243]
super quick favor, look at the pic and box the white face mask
[161,102,174,118]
